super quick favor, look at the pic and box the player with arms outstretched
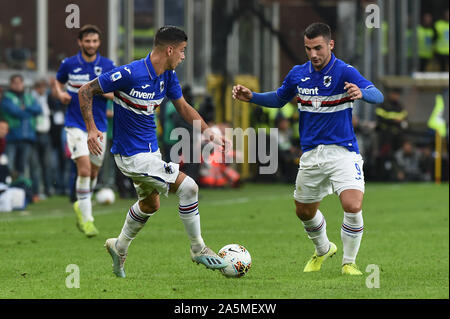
[78,26,228,277]
[233,23,384,275]
[53,25,115,237]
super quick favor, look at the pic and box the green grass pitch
[0,183,448,299]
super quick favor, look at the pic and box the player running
[232,22,384,275]
[53,25,115,237]
[78,26,228,277]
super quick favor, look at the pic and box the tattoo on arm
[79,78,104,129]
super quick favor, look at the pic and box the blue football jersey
[56,51,115,132]
[276,53,374,154]
[98,52,183,156]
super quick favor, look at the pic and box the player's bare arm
[344,81,362,100]
[52,79,72,104]
[232,84,253,102]
[78,78,104,156]
[102,92,114,101]
[172,96,209,132]
[172,96,229,151]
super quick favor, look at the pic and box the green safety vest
[263,102,297,125]
[434,20,449,55]
[375,107,408,121]
[428,94,447,137]
[417,25,434,59]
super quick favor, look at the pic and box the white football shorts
[294,144,365,203]
[114,150,180,200]
[65,127,107,167]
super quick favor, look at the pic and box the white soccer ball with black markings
[95,187,115,205]
[218,244,252,278]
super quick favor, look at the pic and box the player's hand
[59,92,72,104]
[87,129,103,156]
[344,82,362,100]
[232,85,253,102]
[209,133,232,153]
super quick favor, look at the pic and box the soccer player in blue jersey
[78,26,228,277]
[232,23,384,275]
[53,25,115,237]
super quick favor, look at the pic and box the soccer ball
[95,188,115,205]
[218,244,252,278]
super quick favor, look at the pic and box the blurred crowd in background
[1,9,449,73]
[0,74,448,211]
[415,10,449,72]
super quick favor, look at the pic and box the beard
[82,47,97,57]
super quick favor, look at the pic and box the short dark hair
[154,26,187,47]
[304,22,332,41]
[34,78,47,88]
[78,24,102,40]
[10,74,23,83]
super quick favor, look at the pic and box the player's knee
[342,202,362,213]
[78,167,91,177]
[140,200,160,214]
[295,204,316,221]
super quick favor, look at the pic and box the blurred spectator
[417,13,435,71]
[375,88,408,156]
[198,95,215,124]
[5,34,32,70]
[0,74,41,186]
[0,119,10,183]
[275,114,300,183]
[434,9,449,71]
[49,77,69,195]
[419,145,434,182]
[394,140,423,182]
[374,88,408,181]
[0,118,27,213]
[31,78,53,197]
[251,106,271,131]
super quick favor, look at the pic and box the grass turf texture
[0,183,448,299]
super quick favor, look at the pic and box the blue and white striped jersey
[98,52,182,156]
[56,51,115,132]
[276,53,374,154]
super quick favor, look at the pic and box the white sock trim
[302,210,330,256]
[342,211,364,236]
